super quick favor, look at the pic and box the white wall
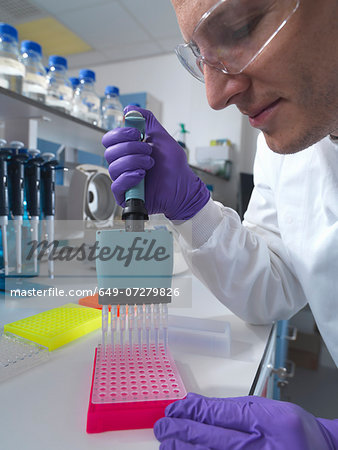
[239,115,260,174]
[70,53,258,208]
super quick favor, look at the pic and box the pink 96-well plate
[87,343,187,433]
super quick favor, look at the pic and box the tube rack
[4,303,102,351]
[87,342,186,433]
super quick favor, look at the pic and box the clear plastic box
[0,332,49,383]
[168,315,231,358]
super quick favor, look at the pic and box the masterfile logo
[26,236,170,268]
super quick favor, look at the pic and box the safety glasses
[175,0,300,82]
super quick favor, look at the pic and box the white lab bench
[0,267,273,450]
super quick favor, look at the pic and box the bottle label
[0,77,9,89]
[58,84,73,101]
[0,57,25,77]
[24,72,47,92]
[72,102,87,118]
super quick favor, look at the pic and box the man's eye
[191,42,201,57]
[230,14,263,41]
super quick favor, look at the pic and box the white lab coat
[175,133,338,366]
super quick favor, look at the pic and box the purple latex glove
[102,106,210,221]
[154,393,338,449]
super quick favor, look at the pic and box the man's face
[172,0,338,154]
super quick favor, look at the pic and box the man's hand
[154,393,338,449]
[102,106,210,221]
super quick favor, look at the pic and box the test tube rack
[4,303,102,351]
[87,342,187,433]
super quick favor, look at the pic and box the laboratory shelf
[0,86,106,155]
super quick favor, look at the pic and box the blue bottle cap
[21,40,42,56]
[0,23,18,41]
[49,55,68,70]
[105,85,119,96]
[79,69,95,81]
[69,77,80,88]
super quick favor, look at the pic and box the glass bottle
[73,69,101,126]
[0,23,25,94]
[21,40,47,103]
[101,85,123,130]
[45,55,72,113]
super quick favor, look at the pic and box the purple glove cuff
[166,178,210,221]
[317,418,338,449]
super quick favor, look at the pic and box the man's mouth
[247,99,281,128]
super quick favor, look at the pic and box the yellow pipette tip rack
[4,304,102,351]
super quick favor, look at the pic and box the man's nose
[204,65,251,110]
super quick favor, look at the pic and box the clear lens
[175,44,205,82]
[175,0,300,81]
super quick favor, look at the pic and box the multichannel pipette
[25,149,43,273]
[41,153,57,279]
[8,141,28,274]
[98,110,172,356]
[88,111,177,436]
[0,139,10,275]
